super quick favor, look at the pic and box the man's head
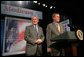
[32,16,39,25]
[52,13,60,23]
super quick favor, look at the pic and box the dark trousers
[35,45,42,56]
[50,43,65,56]
[26,45,42,56]
[51,48,65,56]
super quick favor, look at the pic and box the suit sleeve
[24,27,35,45]
[46,25,52,48]
[40,28,45,42]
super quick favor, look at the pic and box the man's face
[32,17,39,25]
[53,14,60,23]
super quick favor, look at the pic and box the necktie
[35,25,38,36]
[57,23,61,32]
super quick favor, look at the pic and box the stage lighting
[33,1,37,3]
[50,6,53,9]
[54,6,55,8]
[42,4,46,7]
[38,3,40,5]
[45,5,47,7]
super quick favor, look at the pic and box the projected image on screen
[61,19,70,31]
[3,17,32,56]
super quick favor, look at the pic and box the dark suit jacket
[24,25,44,56]
[46,22,65,48]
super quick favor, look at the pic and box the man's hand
[47,48,52,53]
[35,39,43,44]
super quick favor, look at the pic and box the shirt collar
[53,21,58,24]
[33,24,38,28]
[53,21,60,27]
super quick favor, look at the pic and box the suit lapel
[31,25,37,37]
[37,25,41,37]
[59,23,62,33]
[31,25,41,37]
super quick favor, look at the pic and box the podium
[51,31,77,41]
[50,31,78,56]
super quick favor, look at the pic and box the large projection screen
[3,17,32,56]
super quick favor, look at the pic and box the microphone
[68,24,78,31]
[68,24,75,29]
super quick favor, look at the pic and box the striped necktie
[57,23,61,32]
[35,25,38,36]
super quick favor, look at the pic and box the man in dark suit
[46,13,65,56]
[24,16,44,56]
